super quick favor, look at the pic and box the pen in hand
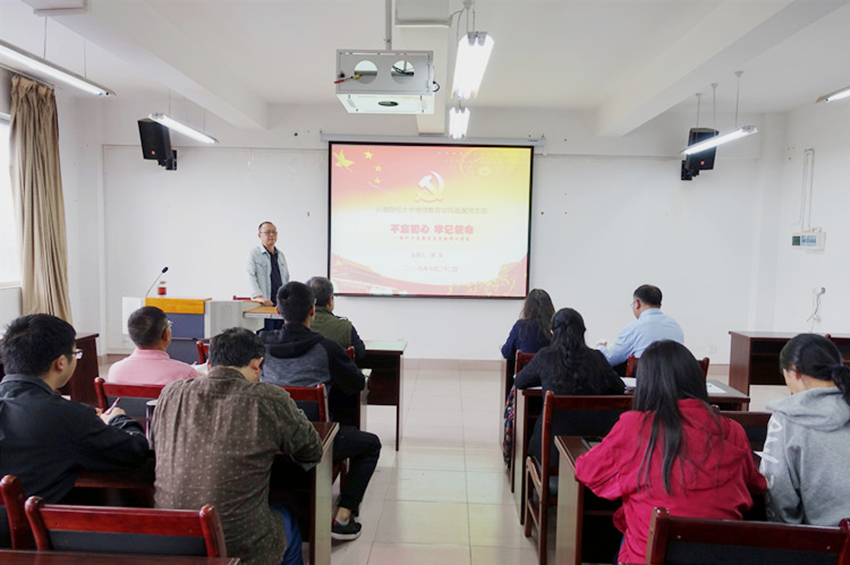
[107,397,121,412]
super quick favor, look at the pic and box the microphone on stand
[144,266,169,297]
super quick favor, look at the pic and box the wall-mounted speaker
[684,128,719,172]
[138,118,177,170]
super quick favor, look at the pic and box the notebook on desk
[620,377,727,395]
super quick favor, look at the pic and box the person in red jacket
[575,340,766,564]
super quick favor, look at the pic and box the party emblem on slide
[416,171,445,202]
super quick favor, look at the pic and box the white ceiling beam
[594,0,849,137]
[23,0,268,129]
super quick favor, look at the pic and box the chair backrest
[25,497,227,557]
[195,339,210,364]
[540,391,633,472]
[0,475,33,549]
[282,383,329,423]
[345,346,355,362]
[718,410,772,447]
[515,350,535,374]
[626,355,710,379]
[94,377,166,419]
[647,507,850,565]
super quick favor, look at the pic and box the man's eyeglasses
[73,349,83,360]
[260,230,278,235]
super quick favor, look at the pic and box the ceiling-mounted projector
[336,50,434,114]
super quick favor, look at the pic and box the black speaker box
[684,128,719,171]
[138,119,172,164]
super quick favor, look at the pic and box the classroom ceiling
[2,0,850,136]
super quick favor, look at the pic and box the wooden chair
[283,383,329,423]
[232,295,252,301]
[647,507,850,565]
[93,377,166,419]
[626,355,710,378]
[515,350,535,374]
[282,384,348,488]
[524,391,633,565]
[0,475,33,549]
[195,339,210,364]
[718,410,772,447]
[25,497,227,557]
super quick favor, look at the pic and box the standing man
[597,284,684,368]
[247,221,289,331]
[307,276,366,360]
[152,327,322,565]
[108,306,197,385]
[0,315,148,505]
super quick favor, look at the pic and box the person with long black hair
[515,308,624,461]
[574,340,765,564]
[760,333,850,526]
[500,288,555,360]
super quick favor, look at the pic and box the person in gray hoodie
[760,333,850,525]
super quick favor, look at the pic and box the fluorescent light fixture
[816,85,850,104]
[451,32,494,100]
[680,125,758,155]
[148,112,218,144]
[449,107,470,139]
[0,38,113,96]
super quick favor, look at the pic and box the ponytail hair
[546,308,589,389]
[780,333,850,406]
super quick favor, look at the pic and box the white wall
[772,100,850,334]
[79,95,778,360]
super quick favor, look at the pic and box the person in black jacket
[515,308,625,461]
[0,314,148,546]
[260,281,381,541]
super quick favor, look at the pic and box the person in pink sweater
[575,340,766,564]
[108,306,197,385]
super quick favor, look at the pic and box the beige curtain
[9,75,72,322]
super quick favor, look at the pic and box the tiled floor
[97,355,791,564]
[330,362,540,565]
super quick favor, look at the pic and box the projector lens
[378,100,399,107]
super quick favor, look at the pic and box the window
[0,117,21,286]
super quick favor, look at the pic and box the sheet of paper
[706,382,726,395]
[620,377,637,389]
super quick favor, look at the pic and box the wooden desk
[359,340,407,451]
[73,422,338,565]
[554,436,621,565]
[1,333,99,406]
[729,331,850,396]
[511,381,749,523]
[0,550,240,564]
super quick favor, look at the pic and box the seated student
[515,308,625,462]
[0,314,148,540]
[306,276,366,361]
[260,281,381,541]
[760,333,850,526]
[596,284,684,368]
[501,288,554,360]
[152,327,322,565]
[575,340,765,564]
[108,306,197,385]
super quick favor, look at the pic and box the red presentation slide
[329,142,532,298]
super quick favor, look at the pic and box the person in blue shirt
[597,284,684,368]
[501,288,555,361]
